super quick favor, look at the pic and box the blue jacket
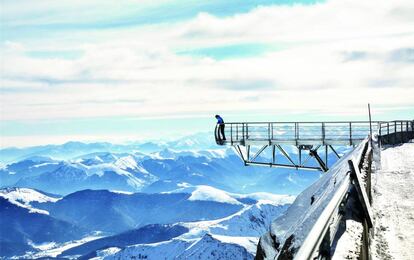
[216,116,224,124]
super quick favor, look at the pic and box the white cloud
[1,0,413,122]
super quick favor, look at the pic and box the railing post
[230,124,233,144]
[349,122,352,146]
[379,123,382,148]
[295,122,299,145]
[322,122,325,145]
[387,122,389,135]
[242,123,245,143]
[394,121,397,144]
[271,123,274,140]
[246,124,249,139]
[406,121,409,142]
[268,123,271,141]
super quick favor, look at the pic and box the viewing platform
[214,120,414,171]
[215,121,414,147]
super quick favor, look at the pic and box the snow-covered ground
[25,234,103,258]
[372,142,414,260]
[0,187,60,215]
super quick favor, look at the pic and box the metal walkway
[215,120,414,171]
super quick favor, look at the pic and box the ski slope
[372,142,414,260]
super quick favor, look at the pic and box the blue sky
[1,0,413,147]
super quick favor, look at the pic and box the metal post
[322,122,325,145]
[349,122,352,146]
[295,122,299,145]
[294,123,297,140]
[230,124,233,144]
[368,104,372,144]
[379,123,382,147]
[268,123,271,140]
[242,123,245,143]
[394,121,397,144]
[271,123,274,139]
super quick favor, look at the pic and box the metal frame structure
[231,143,339,171]
[215,120,414,172]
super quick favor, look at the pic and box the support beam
[250,145,268,162]
[309,146,329,172]
[329,145,341,159]
[276,145,296,166]
[235,145,246,162]
[245,161,322,171]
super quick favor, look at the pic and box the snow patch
[371,143,414,260]
[109,190,133,195]
[0,187,60,204]
[188,185,242,205]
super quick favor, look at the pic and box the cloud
[1,0,413,125]
[341,51,368,62]
[212,79,276,91]
[388,48,414,63]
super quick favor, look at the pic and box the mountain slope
[60,224,189,258]
[103,234,253,260]
[39,189,244,233]
[0,197,86,257]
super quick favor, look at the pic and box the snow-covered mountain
[2,156,158,195]
[0,196,87,257]
[0,185,293,259]
[0,133,214,164]
[0,133,349,259]
[38,189,245,233]
[102,233,254,260]
[55,187,293,259]
[59,224,189,258]
[1,146,324,195]
[0,187,60,214]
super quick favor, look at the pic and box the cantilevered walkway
[215,120,414,171]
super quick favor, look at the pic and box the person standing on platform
[215,115,226,141]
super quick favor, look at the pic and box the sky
[1,0,414,147]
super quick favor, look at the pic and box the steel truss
[232,144,342,172]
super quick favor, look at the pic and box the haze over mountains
[0,133,347,259]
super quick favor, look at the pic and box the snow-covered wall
[256,140,368,259]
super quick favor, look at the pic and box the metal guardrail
[293,137,372,259]
[215,120,414,146]
[215,121,381,146]
[379,120,414,145]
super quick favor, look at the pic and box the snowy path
[372,142,414,260]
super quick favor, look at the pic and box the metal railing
[379,120,414,145]
[293,137,372,259]
[215,120,414,146]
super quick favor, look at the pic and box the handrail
[221,120,402,124]
[293,138,371,259]
[215,120,414,146]
[294,172,351,259]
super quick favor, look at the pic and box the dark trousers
[219,124,226,140]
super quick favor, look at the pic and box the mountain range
[0,133,350,259]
